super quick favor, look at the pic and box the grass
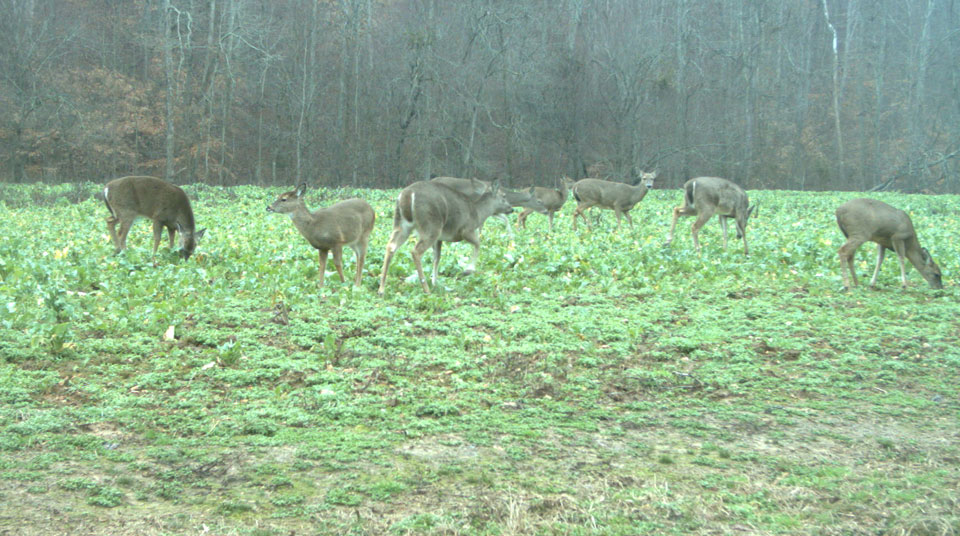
[0,182,958,535]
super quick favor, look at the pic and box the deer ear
[528,186,536,195]
[195,228,206,240]
[921,248,932,264]
[491,179,501,193]
[296,183,307,197]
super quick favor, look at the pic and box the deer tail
[102,186,117,220]
[396,190,415,226]
[836,215,849,239]
[684,180,696,208]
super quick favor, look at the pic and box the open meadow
[0,182,958,535]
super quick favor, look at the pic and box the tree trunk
[161,0,176,182]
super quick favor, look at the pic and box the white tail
[378,180,513,294]
[267,183,375,288]
[664,176,755,255]
[103,176,206,259]
[836,198,942,289]
[571,171,657,230]
[517,176,574,232]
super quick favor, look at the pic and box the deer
[102,175,206,260]
[517,176,575,232]
[570,170,657,230]
[378,180,513,295]
[664,176,756,255]
[429,176,546,237]
[266,183,375,288]
[835,198,942,290]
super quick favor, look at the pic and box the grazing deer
[571,171,657,230]
[102,176,206,259]
[430,176,546,237]
[267,183,375,288]
[378,180,513,294]
[835,198,942,289]
[517,177,574,232]
[664,176,755,255]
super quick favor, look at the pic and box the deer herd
[101,173,944,294]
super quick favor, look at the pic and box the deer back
[573,179,644,209]
[534,179,571,211]
[269,184,374,249]
[104,176,196,231]
[686,177,750,217]
[303,199,375,249]
[429,177,490,201]
[835,198,917,246]
[399,181,510,241]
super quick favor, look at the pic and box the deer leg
[316,249,329,287]
[867,243,887,287]
[116,217,135,253]
[665,206,694,247]
[664,207,682,246]
[332,245,346,283]
[719,216,729,250]
[690,211,714,255]
[547,211,554,232]
[411,236,435,293]
[431,242,443,286]
[350,243,366,286]
[106,216,121,252]
[623,210,634,229]
[573,204,593,230]
[497,213,514,239]
[378,225,412,295]
[517,208,531,229]
[151,220,164,254]
[462,231,481,275]
[737,216,749,256]
[837,238,864,288]
[890,240,910,288]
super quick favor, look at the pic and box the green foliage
[0,185,958,534]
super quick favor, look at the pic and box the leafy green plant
[0,185,957,535]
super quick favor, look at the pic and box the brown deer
[664,176,755,255]
[835,198,942,289]
[517,176,574,232]
[429,176,546,237]
[378,180,513,294]
[267,183,375,288]
[570,171,657,230]
[102,176,206,259]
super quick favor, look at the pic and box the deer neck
[902,235,925,265]
[473,194,504,224]
[175,209,196,233]
[287,201,318,230]
[630,183,650,203]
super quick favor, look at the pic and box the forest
[1,0,959,192]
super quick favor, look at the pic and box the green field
[1,183,958,535]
